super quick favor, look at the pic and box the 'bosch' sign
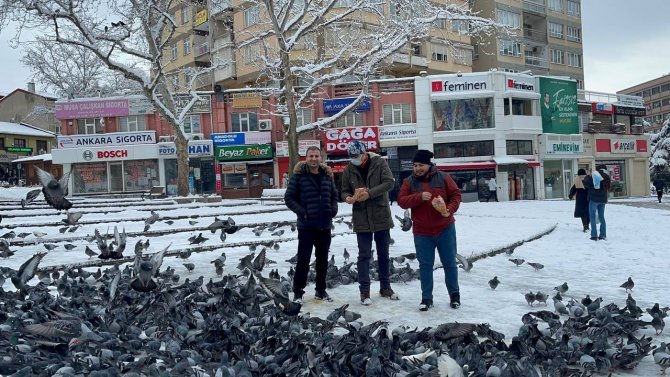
[97,150,128,159]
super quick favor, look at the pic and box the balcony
[193,8,209,33]
[213,35,235,52]
[524,55,548,68]
[214,64,237,82]
[210,0,233,20]
[391,53,428,68]
[523,28,547,43]
[523,0,546,14]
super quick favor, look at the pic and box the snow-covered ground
[1,187,668,376]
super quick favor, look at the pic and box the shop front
[539,134,583,199]
[379,124,418,189]
[212,131,274,198]
[275,139,321,187]
[158,140,215,195]
[322,126,380,190]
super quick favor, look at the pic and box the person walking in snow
[341,140,398,305]
[653,177,665,203]
[284,146,339,303]
[397,149,462,311]
[583,164,611,241]
[568,168,590,232]
[486,175,498,202]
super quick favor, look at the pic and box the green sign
[215,144,273,161]
[539,77,579,134]
[6,147,33,153]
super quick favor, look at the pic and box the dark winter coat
[340,152,394,233]
[397,166,462,237]
[284,161,338,230]
[568,183,589,218]
[583,171,611,203]
[653,179,665,192]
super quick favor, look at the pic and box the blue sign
[211,132,245,146]
[323,97,371,114]
[188,176,195,193]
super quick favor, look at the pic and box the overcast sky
[1,1,669,96]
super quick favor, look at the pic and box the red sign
[431,81,443,92]
[323,126,380,155]
[592,103,614,115]
[636,139,648,152]
[595,139,611,152]
[97,150,128,159]
[215,164,222,193]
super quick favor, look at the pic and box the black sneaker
[293,292,303,304]
[598,236,606,241]
[450,293,461,309]
[315,290,333,302]
[590,237,598,241]
[419,299,433,311]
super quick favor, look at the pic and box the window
[566,26,581,42]
[120,116,147,132]
[244,6,260,27]
[451,20,468,34]
[662,98,670,107]
[181,6,190,24]
[651,86,660,95]
[496,9,520,29]
[433,98,494,131]
[661,84,670,92]
[548,0,562,12]
[453,47,473,66]
[653,101,661,109]
[504,98,535,116]
[296,108,312,127]
[434,141,495,158]
[576,79,584,89]
[431,43,448,62]
[77,118,103,134]
[506,140,533,155]
[13,138,26,148]
[183,38,191,55]
[550,49,564,64]
[567,0,580,16]
[0,138,4,148]
[567,52,582,67]
[242,45,257,64]
[232,112,258,132]
[548,22,563,38]
[183,71,192,87]
[171,44,178,60]
[383,103,411,125]
[182,115,201,134]
[499,40,521,57]
[335,112,364,127]
[643,89,651,97]
[36,140,48,154]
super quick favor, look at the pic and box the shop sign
[610,139,636,154]
[6,147,33,153]
[379,125,417,141]
[96,149,129,160]
[322,97,370,114]
[232,92,262,108]
[158,140,213,157]
[215,144,273,161]
[592,102,614,115]
[128,96,154,115]
[194,9,208,26]
[275,140,321,157]
[430,73,490,93]
[546,141,582,154]
[583,137,592,153]
[614,105,645,116]
[0,152,18,163]
[173,94,211,113]
[505,75,535,91]
[57,131,156,149]
[636,139,648,153]
[211,132,245,146]
[539,77,578,134]
[616,95,644,108]
[244,131,271,145]
[55,98,129,119]
[322,126,379,154]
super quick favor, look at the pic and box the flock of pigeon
[0,168,669,376]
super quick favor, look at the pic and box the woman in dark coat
[569,168,589,232]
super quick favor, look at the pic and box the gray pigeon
[620,276,634,292]
[130,243,169,292]
[257,274,301,316]
[0,239,14,258]
[488,276,499,290]
[554,282,569,294]
[11,252,47,290]
[144,211,159,232]
[527,262,544,271]
[395,209,412,232]
[24,320,103,347]
[21,188,42,208]
[62,211,83,226]
[455,253,472,272]
[34,166,72,211]
[509,258,525,266]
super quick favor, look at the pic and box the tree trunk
[174,132,190,196]
[281,50,300,176]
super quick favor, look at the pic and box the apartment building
[471,0,584,88]
[0,82,59,134]
[618,74,670,133]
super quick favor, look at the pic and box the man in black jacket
[653,177,665,203]
[284,146,339,302]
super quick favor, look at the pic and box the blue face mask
[351,157,363,166]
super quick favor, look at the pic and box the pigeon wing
[455,253,472,271]
[25,188,42,203]
[108,271,120,301]
[257,274,289,301]
[150,243,170,277]
[253,248,267,271]
[25,320,79,339]
[16,252,47,285]
[58,171,72,196]
[69,212,83,224]
[34,166,54,187]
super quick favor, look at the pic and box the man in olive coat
[341,140,397,305]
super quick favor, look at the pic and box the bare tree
[235,0,509,171]
[0,0,226,196]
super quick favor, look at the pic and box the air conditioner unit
[258,120,272,131]
[189,133,205,140]
[158,136,173,142]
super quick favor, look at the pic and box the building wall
[618,75,670,132]
[0,91,58,133]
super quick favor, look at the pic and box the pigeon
[0,239,14,258]
[33,231,46,238]
[219,231,226,243]
[130,243,169,292]
[395,209,412,232]
[252,248,267,271]
[525,291,536,306]
[189,233,208,245]
[509,258,525,266]
[63,243,77,251]
[271,229,284,237]
[488,276,499,290]
[554,282,569,294]
[11,252,47,290]
[2,230,16,239]
[207,218,228,233]
[62,211,83,226]
[183,263,195,273]
[24,320,103,348]
[257,274,301,316]
[620,276,634,292]
[433,322,478,340]
[144,211,159,232]
[21,188,42,208]
[109,226,126,259]
[34,166,72,211]
[527,262,544,271]
[535,291,548,305]
[43,243,58,251]
[343,248,350,263]
[455,253,472,272]
[188,220,198,226]
[17,232,31,238]
[652,314,665,335]
[165,220,174,225]
[84,246,97,258]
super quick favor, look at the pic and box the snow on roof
[12,153,52,163]
[0,122,56,138]
[0,88,58,102]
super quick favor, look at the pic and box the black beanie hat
[412,149,434,165]
[577,168,586,175]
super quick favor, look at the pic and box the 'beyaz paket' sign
[322,126,379,155]
[57,131,156,149]
[215,144,273,161]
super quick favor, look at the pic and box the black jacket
[568,183,589,218]
[654,179,665,191]
[583,172,611,203]
[284,162,338,230]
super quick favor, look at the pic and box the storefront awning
[12,153,52,163]
[494,156,540,167]
[437,160,496,171]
